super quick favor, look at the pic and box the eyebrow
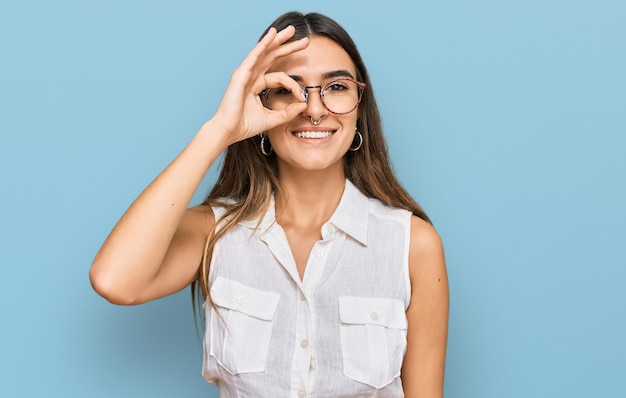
[289,69,355,82]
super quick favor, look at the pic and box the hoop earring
[260,134,273,156]
[349,131,363,151]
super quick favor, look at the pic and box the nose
[302,85,327,122]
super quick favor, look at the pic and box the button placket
[291,285,312,398]
[290,235,333,396]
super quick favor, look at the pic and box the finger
[249,26,308,73]
[250,36,309,75]
[269,36,309,62]
[238,27,278,72]
[240,25,297,71]
[274,25,297,44]
[265,102,308,127]
[233,26,308,96]
[261,72,307,102]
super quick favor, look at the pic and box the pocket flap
[338,296,407,329]
[210,277,280,321]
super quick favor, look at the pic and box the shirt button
[300,339,309,349]
[299,292,306,301]
[315,250,324,258]
[237,296,246,305]
[370,312,379,321]
[297,389,306,398]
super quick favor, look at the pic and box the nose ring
[311,116,322,126]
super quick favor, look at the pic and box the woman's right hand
[209,25,310,146]
[90,26,310,305]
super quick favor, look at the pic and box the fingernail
[300,89,307,102]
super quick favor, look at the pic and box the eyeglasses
[261,78,366,115]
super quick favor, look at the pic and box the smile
[293,130,334,139]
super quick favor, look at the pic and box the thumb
[281,102,308,122]
[266,102,308,127]
[260,102,307,127]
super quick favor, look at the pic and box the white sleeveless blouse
[202,180,412,397]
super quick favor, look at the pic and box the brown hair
[192,11,430,307]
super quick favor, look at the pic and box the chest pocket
[338,296,408,389]
[208,277,281,374]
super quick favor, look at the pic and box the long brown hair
[192,11,430,308]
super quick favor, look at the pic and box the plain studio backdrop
[1,1,624,397]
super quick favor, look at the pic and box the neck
[275,166,346,229]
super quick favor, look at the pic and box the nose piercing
[311,116,322,126]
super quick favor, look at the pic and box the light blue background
[1,0,624,397]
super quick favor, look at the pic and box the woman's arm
[89,26,310,305]
[402,217,449,397]
[89,124,223,305]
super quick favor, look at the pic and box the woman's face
[266,35,360,175]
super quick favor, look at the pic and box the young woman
[90,11,448,397]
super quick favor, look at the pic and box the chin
[278,154,345,173]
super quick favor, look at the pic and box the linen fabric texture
[202,180,412,397]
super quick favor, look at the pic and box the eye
[274,87,292,96]
[327,82,349,92]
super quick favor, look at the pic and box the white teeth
[294,131,332,139]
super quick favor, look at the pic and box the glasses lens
[264,87,298,111]
[264,79,363,114]
[322,79,361,114]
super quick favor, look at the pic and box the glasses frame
[261,77,367,115]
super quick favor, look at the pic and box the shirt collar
[239,179,370,246]
[327,179,369,246]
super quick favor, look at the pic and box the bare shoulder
[158,204,216,280]
[402,216,448,396]
[408,216,446,279]
[181,204,216,236]
[187,203,215,218]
